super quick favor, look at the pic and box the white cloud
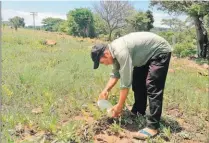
[2,9,67,26]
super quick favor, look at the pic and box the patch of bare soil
[12,123,54,143]
[92,110,147,143]
[171,57,208,74]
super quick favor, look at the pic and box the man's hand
[110,88,129,118]
[98,90,109,100]
[111,103,123,118]
[98,78,118,100]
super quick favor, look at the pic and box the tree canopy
[151,0,209,58]
[67,8,95,38]
[126,10,154,32]
[9,16,25,30]
[94,1,134,40]
[42,17,65,32]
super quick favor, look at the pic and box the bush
[98,34,109,41]
[173,42,197,57]
[180,48,197,57]
[158,31,174,44]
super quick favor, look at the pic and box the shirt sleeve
[110,59,120,78]
[117,49,133,89]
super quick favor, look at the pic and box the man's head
[91,44,113,69]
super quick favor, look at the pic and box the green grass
[2,28,109,142]
[2,27,208,142]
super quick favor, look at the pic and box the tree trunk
[108,30,112,41]
[193,16,208,58]
[15,26,18,31]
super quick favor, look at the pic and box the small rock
[119,132,126,138]
[168,69,175,73]
[178,131,191,139]
[172,56,178,60]
[15,123,24,133]
[198,71,208,76]
[41,39,57,46]
[32,107,43,114]
[202,63,209,69]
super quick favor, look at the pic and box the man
[91,32,172,139]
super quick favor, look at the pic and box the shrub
[173,42,196,57]
[158,31,174,44]
[98,34,109,41]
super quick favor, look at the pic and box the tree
[125,10,154,32]
[161,18,186,31]
[9,16,25,30]
[94,1,134,40]
[146,10,154,31]
[42,17,65,32]
[2,21,10,29]
[204,14,209,29]
[58,21,69,33]
[161,19,175,30]
[93,14,108,37]
[67,8,95,38]
[150,1,209,58]
[126,11,150,31]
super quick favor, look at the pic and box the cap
[91,44,107,69]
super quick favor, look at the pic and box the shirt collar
[108,44,115,59]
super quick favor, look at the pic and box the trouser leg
[146,52,171,129]
[131,64,149,115]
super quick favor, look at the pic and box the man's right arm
[104,77,119,92]
[99,59,120,100]
[99,77,119,100]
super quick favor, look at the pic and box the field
[2,27,209,143]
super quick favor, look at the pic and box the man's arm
[111,48,132,117]
[118,88,129,108]
[111,88,129,117]
[99,58,120,100]
[99,77,119,99]
[104,77,119,92]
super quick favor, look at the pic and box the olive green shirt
[108,32,172,89]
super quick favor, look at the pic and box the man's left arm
[112,88,129,117]
[118,88,129,108]
[111,48,133,117]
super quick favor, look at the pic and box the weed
[109,119,123,134]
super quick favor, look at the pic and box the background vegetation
[3,1,209,58]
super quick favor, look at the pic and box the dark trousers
[131,52,171,129]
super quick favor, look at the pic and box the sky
[2,1,186,28]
